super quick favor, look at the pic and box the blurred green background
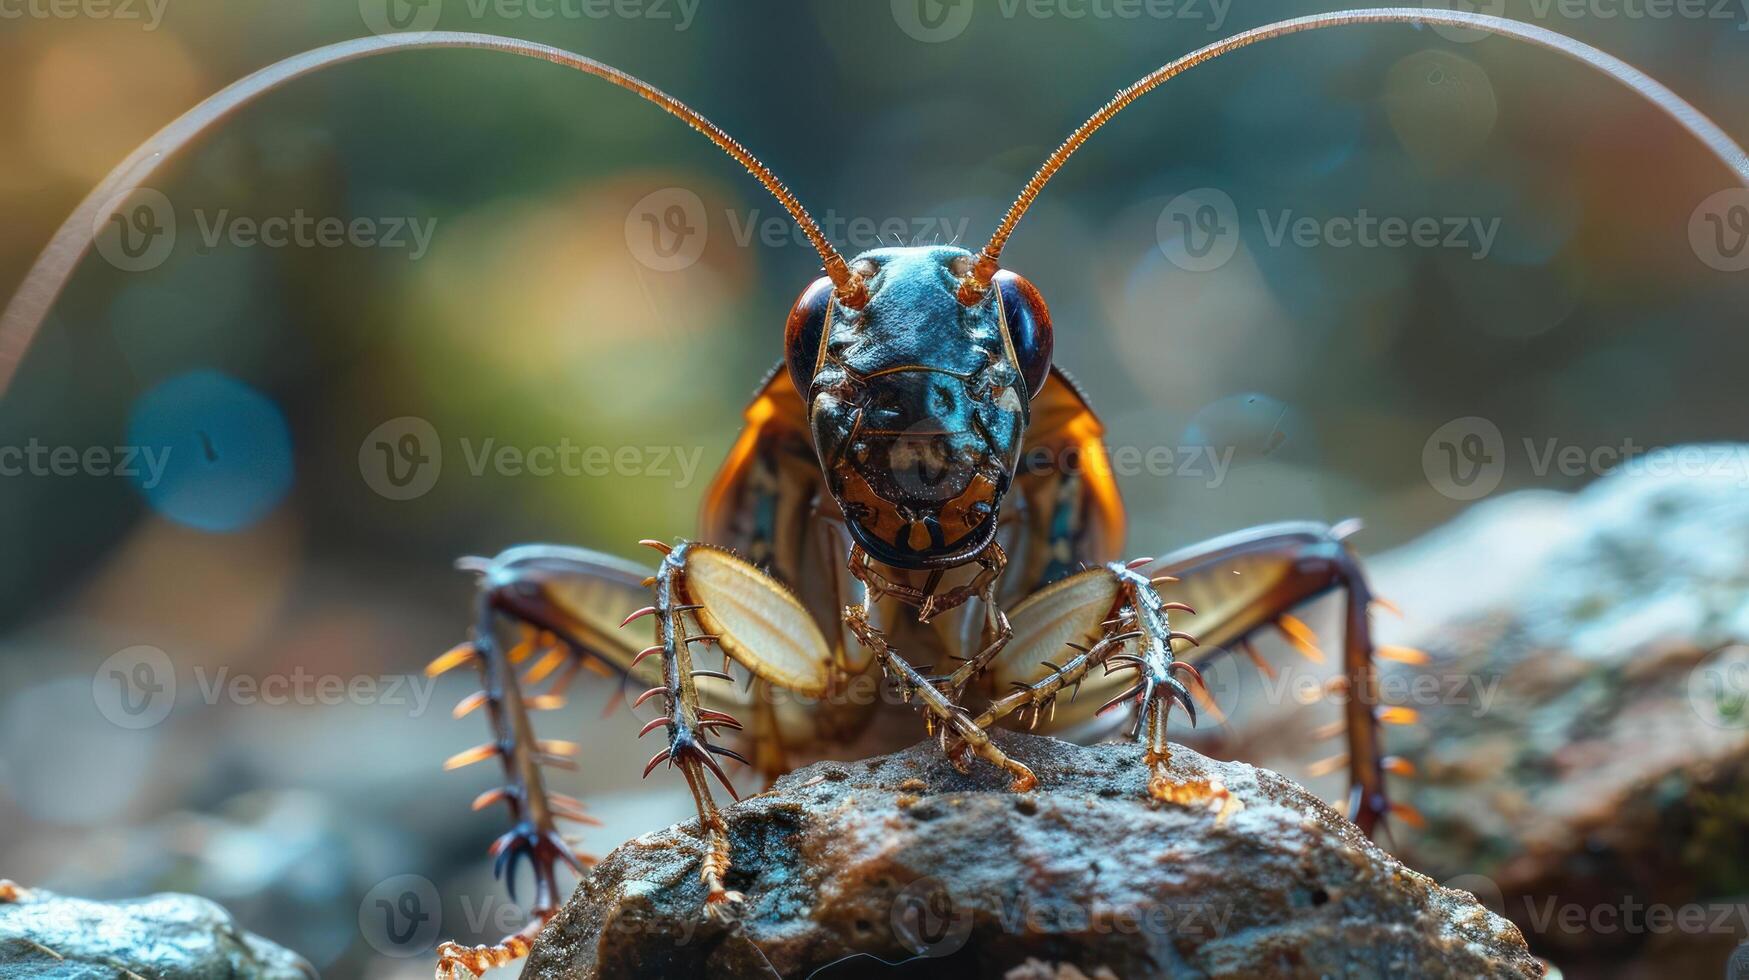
[1,0,1746,976]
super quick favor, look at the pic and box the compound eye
[851,258,880,280]
[993,270,1054,399]
[785,275,835,395]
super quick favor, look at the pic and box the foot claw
[434,941,486,980]
[1148,764,1244,826]
[433,916,544,979]
[703,888,746,922]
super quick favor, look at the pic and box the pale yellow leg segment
[745,682,793,789]
[633,541,834,916]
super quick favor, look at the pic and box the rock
[1371,450,1749,976]
[0,884,313,980]
[523,731,1539,979]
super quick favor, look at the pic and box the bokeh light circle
[125,371,294,532]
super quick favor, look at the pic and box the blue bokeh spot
[125,370,294,532]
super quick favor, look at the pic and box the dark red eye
[994,270,1053,399]
[784,275,834,395]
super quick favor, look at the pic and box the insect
[2,8,1745,980]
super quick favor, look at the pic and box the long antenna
[962,6,1749,300]
[0,31,866,396]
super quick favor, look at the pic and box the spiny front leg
[431,595,591,980]
[1132,523,1422,836]
[848,543,1013,702]
[990,522,1419,837]
[627,540,835,918]
[844,599,1036,792]
[1098,562,1235,819]
[429,545,672,979]
[972,561,1229,817]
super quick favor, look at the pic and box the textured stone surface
[1371,451,1749,976]
[524,731,1538,979]
[0,885,313,979]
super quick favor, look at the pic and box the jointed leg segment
[432,583,597,980]
[844,601,1037,791]
[435,538,836,976]
[626,541,753,916]
[1142,523,1412,834]
[845,544,1037,790]
[974,558,1229,814]
[988,523,1412,836]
